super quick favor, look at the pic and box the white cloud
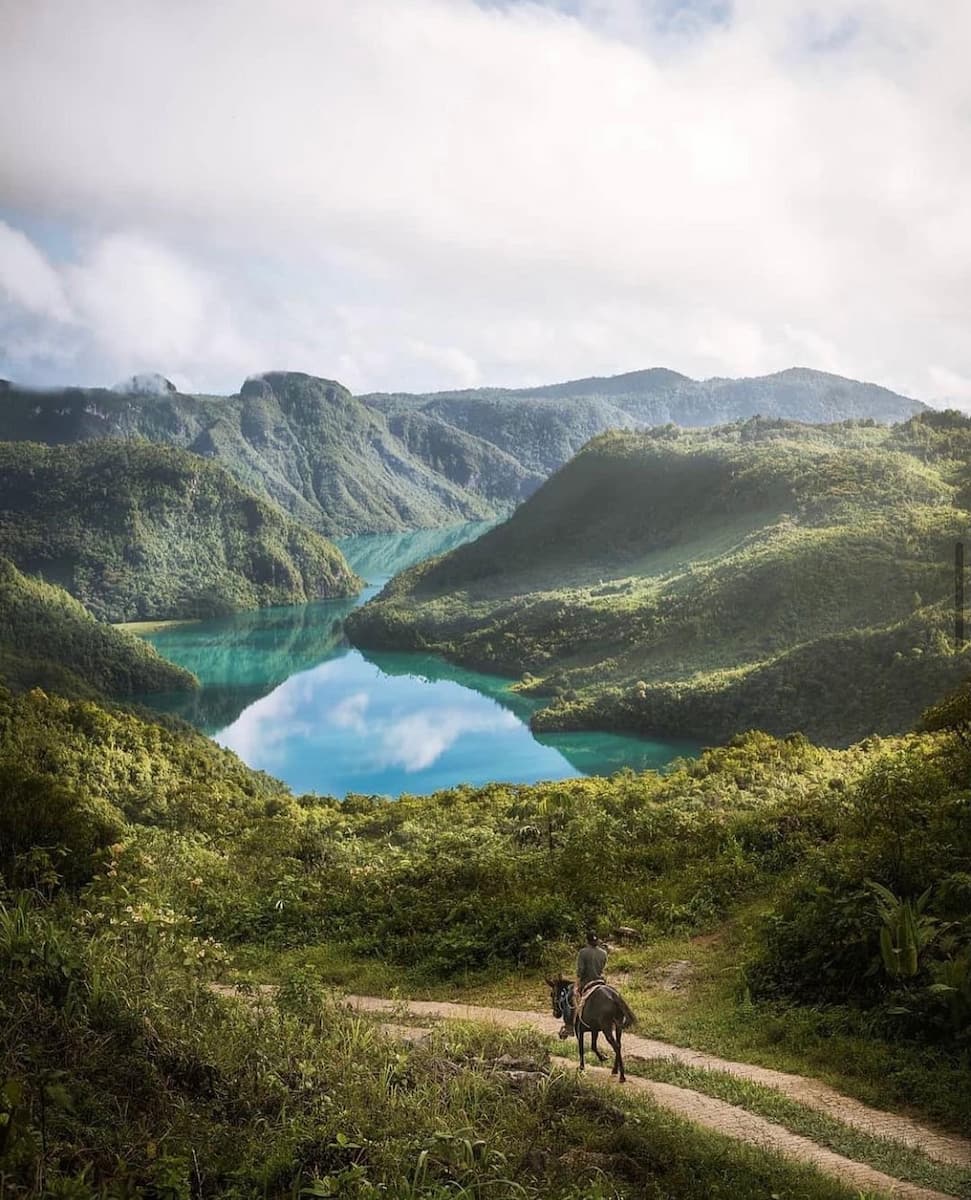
[1,0,970,401]
[0,222,72,321]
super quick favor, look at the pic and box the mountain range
[0,366,925,537]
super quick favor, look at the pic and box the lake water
[139,522,699,796]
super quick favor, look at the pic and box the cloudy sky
[1,0,969,403]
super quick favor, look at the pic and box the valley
[135,523,699,795]
[2,367,970,1200]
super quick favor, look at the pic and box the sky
[1,0,970,404]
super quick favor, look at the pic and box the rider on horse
[546,929,634,1082]
[576,930,608,996]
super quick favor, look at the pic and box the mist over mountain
[112,373,178,396]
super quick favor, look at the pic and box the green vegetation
[0,557,196,698]
[1,680,922,1198]
[3,383,970,1194]
[570,1053,971,1198]
[364,365,924,474]
[349,411,971,744]
[0,440,360,622]
[3,918,870,1200]
[2,669,969,1189]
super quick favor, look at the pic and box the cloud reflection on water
[216,652,551,793]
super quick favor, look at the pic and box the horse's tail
[617,994,637,1029]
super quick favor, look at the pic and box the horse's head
[544,977,573,1031]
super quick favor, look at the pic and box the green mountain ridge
[362,365,926,475]
[347,411,971,745]
[0,373,512,537]
[0,366,925,535]
[0,440,360,623]
[0,557,197,698]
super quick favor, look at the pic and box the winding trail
[212,985,971,1199]
[345,996,971,1173]
[548,1056,954,1200]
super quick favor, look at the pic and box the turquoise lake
[140,522,700,797]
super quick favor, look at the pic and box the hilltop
[0,440,360,622]
[347,411,971,745]
[0,366,924,535]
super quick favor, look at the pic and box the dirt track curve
[344,994,971,1200]
[552,1057,952,1200]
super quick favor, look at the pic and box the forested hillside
[0,366,923,535]
[0,557,197,697]
[348,411,971,745]
[0,441,360,622]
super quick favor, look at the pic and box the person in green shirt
[576,930,608,993]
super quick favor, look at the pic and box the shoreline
[114,617,204,635]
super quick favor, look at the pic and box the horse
[545,976,636,1082]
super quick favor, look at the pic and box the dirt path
[346,995,971,1171]
[549,1057,955,1200]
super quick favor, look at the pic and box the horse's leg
[614,1022,626,1083]
[576,1026,585,1072]
[602,1025,623,1079]
[590,1030,608,1063]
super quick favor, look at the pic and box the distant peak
[112,372,177,396]
[240,370,349,400]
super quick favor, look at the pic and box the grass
[238,940,971,1196]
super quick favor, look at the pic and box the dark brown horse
[546,977,636,1082]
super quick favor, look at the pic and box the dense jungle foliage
[2,663,970,1193]
[0,440,360,622]
[0,557,197,697]
[349,410,971,745]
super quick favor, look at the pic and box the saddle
[572,976,608,1026]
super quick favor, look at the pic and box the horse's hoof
[619,1077,627,1084]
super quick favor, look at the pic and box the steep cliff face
[0,373,498,536]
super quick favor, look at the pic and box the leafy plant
[870,882,940,981]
